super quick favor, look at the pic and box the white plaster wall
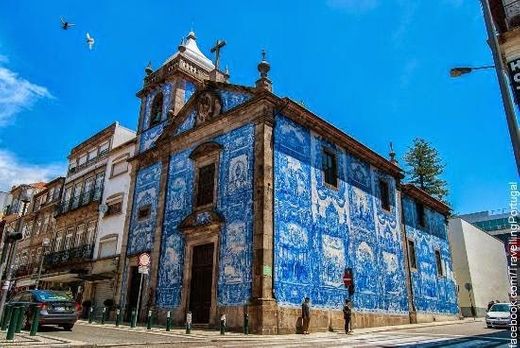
[94,140,135,259]
[112,124,136,149]
[448,218,510,311]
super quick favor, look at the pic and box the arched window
[149,92,163,127]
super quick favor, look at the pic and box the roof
[163,31,214,72]
[401,183,450,215]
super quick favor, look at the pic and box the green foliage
[404,138,449,203]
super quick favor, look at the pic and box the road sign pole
[134,273,144,326]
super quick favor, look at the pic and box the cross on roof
[210,39,226,71]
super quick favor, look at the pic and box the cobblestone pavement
[0,319,511,347]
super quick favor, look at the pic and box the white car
[486,303,511,329]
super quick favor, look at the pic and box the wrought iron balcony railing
[43,244,94,267]
[58,188,103,215]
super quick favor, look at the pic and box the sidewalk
[0,332,84,347]
[75,317,484,341]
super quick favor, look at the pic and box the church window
[138,204,151,220]
[416,202,426,227]
[408,239,417,270]
[379,179,391,211]
[196,163,216,207]
[322,149,338,187]
[150,93,163,128]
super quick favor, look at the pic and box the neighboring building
[448,217,510,317]
[458,209,511,245]
[13,177,65,290]
[115,31,459,333]
[41,122,135,301]
[0,183,46,292]
[0,191,10,219]
[87,137,136,316]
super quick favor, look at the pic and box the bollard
[220,313,226,335]
[185,311,192,334]
[115,309,121,327]
[6,306,20,340]
[147,310,152,330]
[1,304,12,330]
[88,306,94,324]
[101,307,106,325]
[243,313,249,335]
[130,308,137,328]
[29,305,40,336]
[15,306,24,333]
[166,311,171,331]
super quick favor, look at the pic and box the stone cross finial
[211,40,227,71]
[389,142,398,164]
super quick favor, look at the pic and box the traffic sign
[138,253,151,267]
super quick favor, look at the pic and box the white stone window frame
[104,193,124,217]
[97,234,118,259]
[110,154,130,178]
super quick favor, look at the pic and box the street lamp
[34,238,50,290]
[449,65,495,78]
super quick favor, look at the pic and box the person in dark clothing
[343,299,353,334]
[487,300,495,311]
[302,297,311,334]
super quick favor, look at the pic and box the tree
[404,138,449,203]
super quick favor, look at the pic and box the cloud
[327,0,379,12]
[0,58,53,126]
[0,149,65,191]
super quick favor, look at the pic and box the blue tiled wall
[156,124,255,308]
[273,115,409,314]
[127,162,162,255]
[402,196,459,315]
[175,90,252,137]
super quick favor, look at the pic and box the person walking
[343,299,353,334]
[302,297,311,334]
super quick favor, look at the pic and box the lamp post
[449,65,495,77]
[452,0,520,174]
[34,238,50,290]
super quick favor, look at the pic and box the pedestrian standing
[343,299,353,334]
[302,297,311,334]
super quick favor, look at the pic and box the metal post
[6,306,20,340]
[29,305,40,336]
[147,310,152,330]
[101,307,106,325]
[0,240,18,321]
[130,308,137,328]
[166,311,171,331]
[481,0,520,174]
[88,306,94,324]
[134,273,144,326]
[15,306,24,333]
[34,251,45,290]
[1,304,12,330]
[115,308,121,327]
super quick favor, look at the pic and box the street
[1,319,512,347]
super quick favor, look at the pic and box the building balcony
[43,244,94,267]
[67,151,109,177]
[57,188,103,215]
[14,263,38,278]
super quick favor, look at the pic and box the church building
[115,31,459,333]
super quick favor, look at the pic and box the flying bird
[86,32,95,50]
[60,17,75,30]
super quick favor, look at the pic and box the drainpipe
[398,189,417,323]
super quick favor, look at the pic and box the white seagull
[86,32,95,50]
